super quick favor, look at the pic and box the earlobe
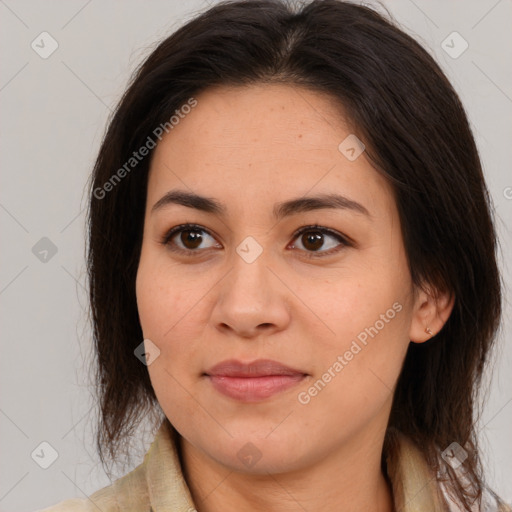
[409,285,455,343]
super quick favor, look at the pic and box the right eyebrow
[152,190,226,216]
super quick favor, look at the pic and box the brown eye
[301,231,324,251]
[178,229,204,250]
[163,224,220,254]
[291,226,349,258]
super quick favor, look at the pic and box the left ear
[409,283,455,343]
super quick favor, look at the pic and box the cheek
[296,263,412,417]
[300,271,405,355]
[136,258,200,426]
[296,306,410,442]
[334,286,411,395]
[135,251,190,339]
[135,253,208,380]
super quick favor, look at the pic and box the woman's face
[136,83,426,474]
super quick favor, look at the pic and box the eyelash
[161,223,352,259]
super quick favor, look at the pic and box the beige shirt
[38,421,509,512]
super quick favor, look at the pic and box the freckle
[298,134,303,138]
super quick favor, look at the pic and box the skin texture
[135,84,454,512]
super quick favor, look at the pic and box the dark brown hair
[87,1,503,509]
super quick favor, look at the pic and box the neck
[179,429,394,512]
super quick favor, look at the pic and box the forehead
[156,83,349,158]
[147,83,395,219]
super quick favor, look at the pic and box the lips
[205,359,307,402]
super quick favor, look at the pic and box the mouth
[204,359,308,402]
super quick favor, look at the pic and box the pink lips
[205,359,307,402]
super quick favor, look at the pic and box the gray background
[0,0,511,510]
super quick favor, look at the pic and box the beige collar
[139,421,447,512]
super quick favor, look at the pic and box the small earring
[425,327,433,336]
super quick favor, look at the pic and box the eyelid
[288,224,352,258]
[162,223,209,244]
[162,223,221,253]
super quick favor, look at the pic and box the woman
[41,0,510,510]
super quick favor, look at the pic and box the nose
[209,249,291,339]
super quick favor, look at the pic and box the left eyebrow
[273,193,371,220]
[151,189,371,220]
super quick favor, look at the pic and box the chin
[198,431,310,474]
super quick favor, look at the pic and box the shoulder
[442,487,512,512]
[34,420,186,512]
[385,428,511,512]
[35,456,149,512]
[36,497,98,512]
[437,461,511,512]
[477,489,511,512]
